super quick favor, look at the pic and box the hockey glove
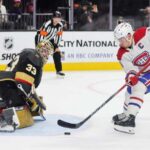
[125,72,138,86]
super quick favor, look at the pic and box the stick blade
[57,119,80,129]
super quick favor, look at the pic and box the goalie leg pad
[1,106,35,130]
[29,96,46,121]
[27,96,45,116]
[27,97,39,112]
[0,107,20,132]
[15,106,34,128]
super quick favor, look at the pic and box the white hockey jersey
[117,27,150,74]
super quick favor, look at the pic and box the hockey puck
[64,132,71,135]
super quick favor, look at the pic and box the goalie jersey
[7,48,44,88]
[117,27,150,74]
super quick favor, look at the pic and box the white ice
[1,71,150,150]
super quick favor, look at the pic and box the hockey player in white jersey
[113,22,150,134]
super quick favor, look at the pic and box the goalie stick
[57,62,150,129]
[17,84,46,110]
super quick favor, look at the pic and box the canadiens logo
[133,51,150,66]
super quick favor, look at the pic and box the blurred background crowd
[0,0,150,31]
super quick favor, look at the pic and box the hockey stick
[17,84,46,110]
[57,62,150,129]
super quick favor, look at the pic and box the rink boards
[0,31,122,71]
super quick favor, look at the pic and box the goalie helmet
[36,40,54,64]
[114,22,133,40]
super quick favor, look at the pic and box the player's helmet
[114,22,133,40]
[36,40,54,64]
[53,11,62,18]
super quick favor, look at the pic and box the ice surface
[1,71,150,150]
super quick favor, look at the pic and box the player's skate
[56,71,65,78]
[0,107,19,132]
[112,113,126,122]
[114,114,135,134]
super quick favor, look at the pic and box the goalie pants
[0,80,26,108]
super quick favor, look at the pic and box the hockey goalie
[0,40,53,132]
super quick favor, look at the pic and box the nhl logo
[4,37,13,50]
